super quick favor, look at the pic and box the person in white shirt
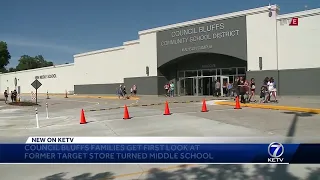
[267,77,277,102]
[132,85,137,96]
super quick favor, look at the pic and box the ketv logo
[267,142,284,163]
[280,17,299,26]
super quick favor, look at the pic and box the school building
[1,5,319,96]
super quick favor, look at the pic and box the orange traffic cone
[123,105,130,120]
[80,109,87,124]
[234,96,242,109]
[163,101,171,115]
[201,99,208,112]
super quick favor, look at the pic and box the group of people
[3,90,18,103]
[117,84,137,99]
[164,82,175,97]
[214,76,278,104]
[229,76,278,104]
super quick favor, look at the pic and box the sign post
[31,79,42,104]
[46,103,49,119]
[35,108,39,128]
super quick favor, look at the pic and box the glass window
[231,68,237,75]
[237,67,246,75]
[217,69,221,75]
[221,68,230,75]
[202,69,216,76]
[185,71,197,77]
[221,68,237,75]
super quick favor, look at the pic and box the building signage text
[35,74,57,80]
[160,22,241,48]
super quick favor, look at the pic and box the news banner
[0,137,319,164]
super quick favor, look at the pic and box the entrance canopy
[158,52,247,96]
[158,52,246,78]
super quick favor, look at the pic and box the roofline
[138,5,280,35]
[123,40,139,46]
[0,63,74,75]
[277,8,320,19]
[73,46,125,58]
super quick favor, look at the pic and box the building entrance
[178,76,230,96]
[177,67,246,96]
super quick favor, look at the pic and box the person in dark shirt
[10,91,14,102]
[262,77,269,102]
[233,77,240,99]
[249,78,256,102]
[13,90,17,102]
[4,90,8,103]
[260,86,266,103]
[238,77,246,103]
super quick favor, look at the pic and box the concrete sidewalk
[215,96,320,114]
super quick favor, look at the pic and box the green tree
[34,55,53,67]
[0,41,11,72]
[8,67,16,72]
[15,55,53,71]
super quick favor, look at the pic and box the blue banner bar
[0,143,318,163]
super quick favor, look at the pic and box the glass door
[193,77,197,95]
[197,77,203,96]
[178,78,184,96]
[183,77,195,96]
[220,76,229,96]
[198,76,213,96]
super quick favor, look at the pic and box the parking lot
[0,96,319,180]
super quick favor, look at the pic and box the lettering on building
[35,74,57,79]
[201,64,216,68]
[160,22,241,48]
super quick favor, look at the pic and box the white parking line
[0,108,234,131]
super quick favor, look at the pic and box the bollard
[35,108,39,128]
[46,91,50,99]
[46,103,49,119]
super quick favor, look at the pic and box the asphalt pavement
[0,95,319,180]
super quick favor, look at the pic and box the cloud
[0,35,88,54]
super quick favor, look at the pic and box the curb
[22,93,140,101]
[86,98,228,112]
[215,101,320,114]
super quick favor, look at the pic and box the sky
[1,0,319,68]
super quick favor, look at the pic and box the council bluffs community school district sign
[156,16,247,68]
[35,74,57,80]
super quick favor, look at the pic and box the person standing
[249,78,256,102]
[13,90,17,102]
[214,80,221,97]
[10,91,14,102]
[164,83,169,97]
[117,85,123,99]
[169,82,175,97]
[233,77,240,99]
[268,77,278,102]
[123,86,127,99]
[4,90,8,103]
[238,77,246,103]
[227,82,233,97]
[132,85,137,96]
